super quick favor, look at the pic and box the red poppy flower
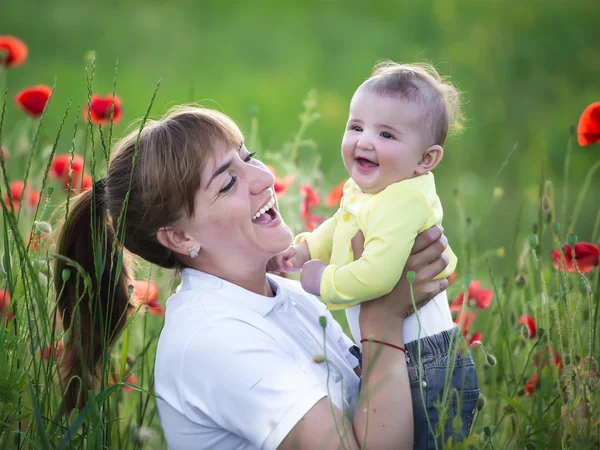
[519,314,537,339]
[0,289,13,323]
[50,154,85,181]
[452,308,477,337]
[81,173,93,192]
[30,232,49,251]
[132,280,163,316]
[14,85,51,118]
[0,36,28,68]
[468,331,482,347]
[535,347,564,371]
[40,341,64,361]
[300,184,320,220]
[267,165,296,198]
[123,373,138,393]
[84,94,122,125]
[525,373,540,396]
[551,243,599,274]
[577,102,600,147]
[326,179,347,208]
[305,214,324,232]
[448,272,457,285]
[450,280,493,310]
[4,181,40,212]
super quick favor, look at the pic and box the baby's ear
[415,145,443,175]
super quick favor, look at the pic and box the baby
[269,61,479,448]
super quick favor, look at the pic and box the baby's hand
[267,242,310,273]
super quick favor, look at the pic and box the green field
[1,1,600,448]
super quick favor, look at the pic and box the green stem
[567,160,600,235]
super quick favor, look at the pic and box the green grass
[0,1,600,448]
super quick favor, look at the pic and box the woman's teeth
[252,197,275,220]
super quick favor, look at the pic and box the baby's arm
[304,191,431,306]
[268,209,341,273]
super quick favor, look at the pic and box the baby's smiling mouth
[355,156,378,168]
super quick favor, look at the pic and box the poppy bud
[537,328,545,338]
[62,268,71,282]
[313,354,326,363]
[515,273,528,288]
[38,272,48,290]
[319,315,327,328]
[552,222,560,236]
[486,354,497,366]
[34,221,52,234]
[477,393,486,411]
[466,217,472,225]
[128,284,134,296]
[567,234,577,246]
[483,426,491,437]
[63,327,72,344]
[541,196,551,213]
[407,271,416,284]
[528,235,538,248]
[569,124,575,136]
[47,186,54,196]
[532,223,538,234]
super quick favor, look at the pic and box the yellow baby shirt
[294,172,457,309]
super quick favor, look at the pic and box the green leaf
[27,375,51,450]
[120,327,129,379]
[495,390,531,422]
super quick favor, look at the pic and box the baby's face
[341,89,427,194]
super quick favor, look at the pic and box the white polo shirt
[155,268,360,450]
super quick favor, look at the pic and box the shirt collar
[180,268,283,316]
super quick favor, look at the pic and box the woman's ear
[415,145,444,176]
[156,226,199,257]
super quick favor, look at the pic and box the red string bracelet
[360,338,406,354]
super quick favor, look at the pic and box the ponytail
[55,181,135,412]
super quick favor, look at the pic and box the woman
[56,105,450,449]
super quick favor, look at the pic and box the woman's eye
[220,175,237,194]
[381,131,393,139]
[244,152,256,163]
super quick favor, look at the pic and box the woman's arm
[280,226,449,450]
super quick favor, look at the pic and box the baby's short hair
[361,60,464,146]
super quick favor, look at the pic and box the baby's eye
[350,125,363,132]
[381,131,393,139]
[244,152,256,163]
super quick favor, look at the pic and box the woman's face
[179,141,293,274]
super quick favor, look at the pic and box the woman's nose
[248,162,276,195]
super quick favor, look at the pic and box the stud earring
[188,247,199,259]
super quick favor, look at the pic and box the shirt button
[422,381,427,388]
[342,212,351,221]
[349,196,356,204]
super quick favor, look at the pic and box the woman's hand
[355,226,449,328]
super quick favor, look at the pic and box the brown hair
[360,60,464,146]
[55,105,243,411]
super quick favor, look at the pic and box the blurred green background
[2,0,600,266]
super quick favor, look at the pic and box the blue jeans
[352,326,479,449]
[406,326,479,449]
